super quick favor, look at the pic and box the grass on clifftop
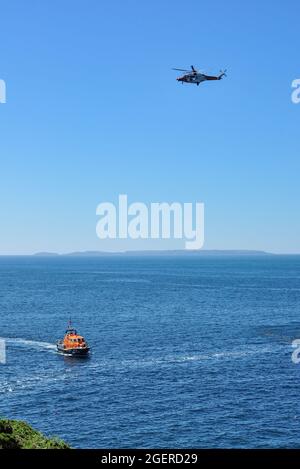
[0,419,70,449]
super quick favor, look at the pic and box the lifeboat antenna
[66,318,73,332]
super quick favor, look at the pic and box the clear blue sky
[0,0,299,254]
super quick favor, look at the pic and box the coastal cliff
[0,419,70,449]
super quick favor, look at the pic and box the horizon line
[0,249,300,257]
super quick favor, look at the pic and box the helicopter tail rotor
[219,69,227,79]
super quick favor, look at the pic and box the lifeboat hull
[57,341,90,357]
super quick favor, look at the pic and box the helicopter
[173,65,227,86]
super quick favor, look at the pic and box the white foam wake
[88,344,287,371]
[0,337,56,351]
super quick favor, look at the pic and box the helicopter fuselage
[177,73,219,85]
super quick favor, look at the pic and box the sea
[1,254,300,448]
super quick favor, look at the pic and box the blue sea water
[1,255,300,448]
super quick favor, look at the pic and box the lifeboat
[57,322,90,357]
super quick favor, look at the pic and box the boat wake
[89,343,290,372]
[0,337,56,352]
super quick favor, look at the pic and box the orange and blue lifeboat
[57,323,90,357]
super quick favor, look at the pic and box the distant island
[32,249,274,257]
[0,419,70,449]
[33,252,60,257]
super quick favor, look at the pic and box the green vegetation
[0,419,70,449]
